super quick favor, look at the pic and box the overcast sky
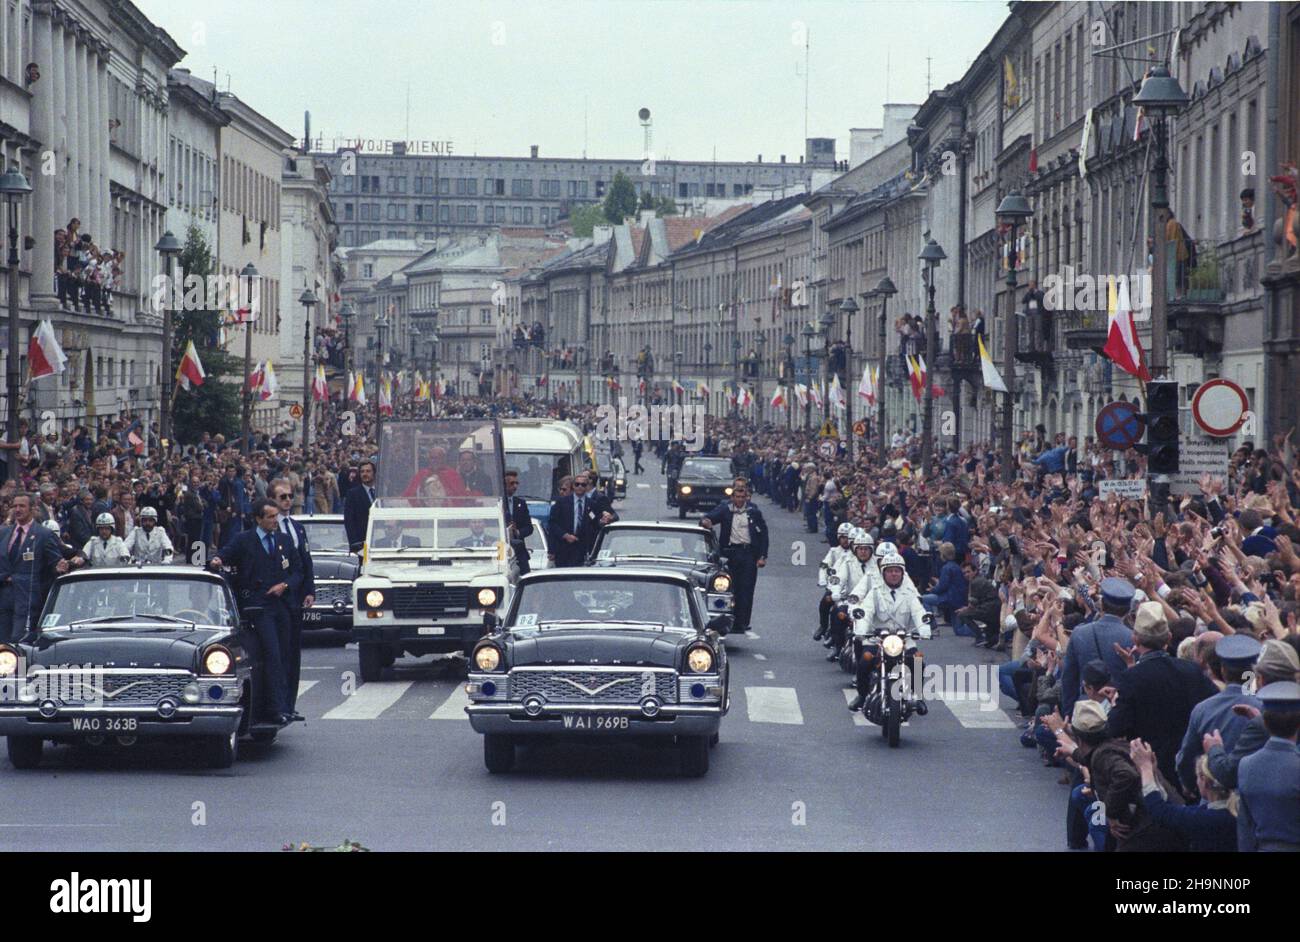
[137,0,1010,162]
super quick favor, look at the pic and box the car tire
[679,735,709,777]
[709,731,719,748]
[483,734,515,773]
[201,730,238,769]
[358,643,385,682]
[678,504,687,519]
[7,736,43,770]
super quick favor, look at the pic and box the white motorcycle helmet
[874,541,898,565]
[851,529,874,553]
[42,518,61,534]
[836,522,854,540]
[139,506,158,521]
[95,512,115,529]
[880,552,907,588]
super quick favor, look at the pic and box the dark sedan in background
[296,515,359,639]
[588,521,734,627]
[671,456,736,518]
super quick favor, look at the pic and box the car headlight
[0,647,18,677]
[476,588,499,607]
[679,485,692,495]
[364,589,386,609]
[724,486,733,496]
[686,645,714,673]
[204,646,233,675]
[882,635,905,658]
[616,479,625,486]
[473,644,502,671]
[711,574,731,592]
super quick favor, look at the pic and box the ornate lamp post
[731,336,742,418]
[298,287,319,449]
[0,165,31,451]
[1132,64,1189,378]
[782,332,795,430]
[673,350,683,406]
[874,275,898,461]
[755,332,767,425]
[995,191,1033,484]
[839,296,859,460]
[154,230,183,450]
[819,309,835,422]
[702,340,712,410]
[918,239,946,478]
[375,309,389,449]
[800,322,816,429]
[238,262,259,455]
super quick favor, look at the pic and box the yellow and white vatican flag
[978,334,1008,393]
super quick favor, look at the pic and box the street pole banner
[1098,479,1147,499]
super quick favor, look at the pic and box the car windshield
[510,578,693,629]
[369,514,502,551]
[596,529,712,561]
[506,452,573,502]
[377,419,503,509]
[43,577,237,629]
[524,519,547,555]
[680,458,733,481]
[298,519,349,552]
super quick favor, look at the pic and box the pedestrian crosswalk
[289,677,1017,730]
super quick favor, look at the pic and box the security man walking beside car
[548,472,616,567]
[344,460,378,551]
[0,493,71,641]
[700,478,767,634]
[271,481,313,719]
[209,498,299,727]
[505,469,534,574]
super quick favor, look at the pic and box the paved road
[0,461,1066,851]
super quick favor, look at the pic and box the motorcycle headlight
[686,645,714,673]
[476,588,499,607]
[473,644,502,671]
[364,589,386,609]
[847,594,860,604]
[203,646,233,675]
[724,487,733,496]
[0,647,18,677]
[711,574,731,592]
[882,635,905,658]
[679,485,692,495]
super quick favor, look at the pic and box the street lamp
[918,238,946,478]
[819,309,835,421]
[874,275,898,461]
[1133,64,1188,378]
[702,340,712,409]
[755,333,767,424]
[298,287,318,449]
[782,332,795,431]
[839,296,859,460]
[800,322,815,430]
[1,166,32,453]
[995,191,1033,484]
[375,310,389,447]
[154,230,183,451]
[238,262,259,455]
[731,336,742,418]
[673,350,683,406]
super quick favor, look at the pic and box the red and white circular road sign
[1191,378,1249,437]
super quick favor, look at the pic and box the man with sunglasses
[547,472,616,567]
[270,480,313,720]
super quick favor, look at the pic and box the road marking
[430,684,470,720]
[746,631,761,639]
[752,653,767,661]
[301,665,335,671]
[635,483,650,489]
[762,670,775,680]
[321,680,413,720]
[934,691,1015,728]
[842,688,869,726]
[744,686,804,725]
[297,680,318,698]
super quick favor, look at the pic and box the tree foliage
[567,203,608,238]
[603,172,639,224]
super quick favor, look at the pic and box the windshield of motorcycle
[41,577,238,629]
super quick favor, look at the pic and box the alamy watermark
[593,397,706,452]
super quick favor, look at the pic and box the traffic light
[1141,380,1180,474]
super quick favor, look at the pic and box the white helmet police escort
[837,522,855,539]
[139,506,158,520]
[851,529,873,549]
[874,541,898,563]
[880,552,906,588]
[42,518,61,534]
[95,512,115,529]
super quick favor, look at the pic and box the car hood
[314,556,360,580]
[595,557,713,580]
[25,627,227,670]
[506,628,687,668]
[364,557,502,581]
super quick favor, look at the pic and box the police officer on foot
[700,478,767,634]
[1060,576,1135,718]
[270,481,312,722]
[504,469,534,574]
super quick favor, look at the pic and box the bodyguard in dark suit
[700,478,768,634]
[270,482,313,717]
[547,472,616,567]
[1061,577,1136,718]
[344,460,378,550]
[505,470,534,574]
[1106,602,1216,793]
[209,498,299,726]
[0,494,71,641]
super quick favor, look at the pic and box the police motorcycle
[827,529,875,667]
[846,552,931,747]
[815,523,855,643]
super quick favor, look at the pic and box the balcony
[1015,310,1056,373]
[947,333,980,373]
[1062,309,1109,353]
[1168,238,1226,356]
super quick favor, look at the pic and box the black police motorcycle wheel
[886,702,902,747]
[484,734,516,773]
[6,735,43,769]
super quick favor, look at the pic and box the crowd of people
[55,217,125,316]
[1,385,1297,851]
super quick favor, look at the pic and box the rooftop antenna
[926,55,932,94]
[639,107,653,159]
[405,81,411,141]
[583,96,589,159]
[885,49,891,102]
[804,26,810,144]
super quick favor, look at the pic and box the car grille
[314,581,352,608]
[682,485,726,500]
[388,585,470,619]
[508,669,678,704]
[35,670,194,706]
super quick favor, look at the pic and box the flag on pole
[770,386,786,409]
[809,382,823,410]
[378,374,393,415]
[28,319,68,378]
[794,383,808,407]
[259,361,278,401]
[737,385,753,409]
[907,356,923,401]
[175,340,206,391]
[351,372,367,405]
[857,364,874,404]
[1102,275,1151,382]
[978,334,1008,393]
[606,375,620,391]
[671,379,686,398]
[698,380,710,397]
[312,363,328,401]
[247,362,265,395]
[828,374,846,412]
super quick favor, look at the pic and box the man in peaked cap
[1235,681,1300,851]
[1107,601,1217,794]
[1205,640,1299,788]
[1061,577,1136,717]
[1176,634,1264,793]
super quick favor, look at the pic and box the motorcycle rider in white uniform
[826,529,874,662]
[125,506,175,565]
[815,523,855,641]
[849,540,917,601]
[82,512,131,568]
[848,552,930,714]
